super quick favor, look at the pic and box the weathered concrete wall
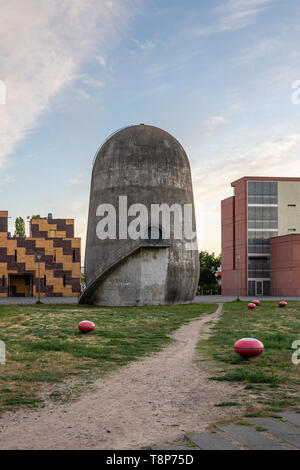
[83,124,199,306]
[90,247,169,306]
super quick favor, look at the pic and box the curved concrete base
[89,247,170,306]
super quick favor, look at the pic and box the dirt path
[0,303,240,450]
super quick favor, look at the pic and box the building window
[53,250,56,262]
[14,250,17,262]
[2,275,5,286]
[248,257,270,279]
[63,274,66,287]
[248,231,278,254]
[248,181,278,205]
[44,275,47,286]
[72,249,76,263]
[247,181,278,295]
[248,206,278,230]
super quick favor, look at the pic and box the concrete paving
[186,433,239,450]
[151,446,192,451]
[280,411,300,427]
[0,297,79,305]
[154,409,300,450]
[248,418,300,449]
[219,424,287,450]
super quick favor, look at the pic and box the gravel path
[0,303,239,450]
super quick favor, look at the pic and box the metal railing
[80,239,170,302]
[91,125,136,167]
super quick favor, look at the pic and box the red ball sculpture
[78,320,95,333]
[252,300,260,306]
[234,338,264,358]
[248,303,256,309]
[279,301,287,308]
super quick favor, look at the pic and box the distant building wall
[221,180,248,296]
[278,182,300,235]
[271,234,300,296]
[0,212,81,297]
[221,176,300,297]
[221,197,236,295]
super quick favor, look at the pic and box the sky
[1,0,300,263]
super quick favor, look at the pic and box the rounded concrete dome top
[93,124,190,170]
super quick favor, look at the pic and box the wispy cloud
[192,131,300,252]
[67,175,87,187]
[133,38,155,51]
[193,132,300,204]
[0,0,136,170]
[96,55,107,68]
[195,0,272,35]
[0,175,15,192]
[81,78,105,89]
[204,116,229,126]
[233,37,280,66]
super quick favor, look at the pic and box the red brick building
[221,177,300,297]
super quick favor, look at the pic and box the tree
[199,251,221,293]
[14,217,26,238]
[31,215,41,219]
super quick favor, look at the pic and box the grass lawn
[0,302,216,415]
[198,301,300,417]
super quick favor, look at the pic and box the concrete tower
[80,124,199,306]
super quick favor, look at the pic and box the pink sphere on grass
[248,303,256,310]
[78,320,95,333]
[234,338,264,358]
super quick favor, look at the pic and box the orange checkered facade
[0,211,81,297]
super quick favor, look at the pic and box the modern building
[221,177,300,297]
[81,124,199,306]
[0,211,81,297]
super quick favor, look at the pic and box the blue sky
[1,0,300,260]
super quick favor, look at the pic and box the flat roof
[231,176,300,187]
[271,233,300,241]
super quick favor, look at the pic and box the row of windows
[248,182,278,205]
[248,206,278,221]
[248,245,271,254]
[11,250,77,263]
[1,275,67,287]
[248,230,278,254]
[248,270,270,278]
[248,257,270,279]
[248,181,278,196]
[248,195,278,205]
[248,220,278,229]
[248,231,278,239]
[248,257,270,269]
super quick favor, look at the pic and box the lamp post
[236,254,241,301]
[36,254,41,302]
